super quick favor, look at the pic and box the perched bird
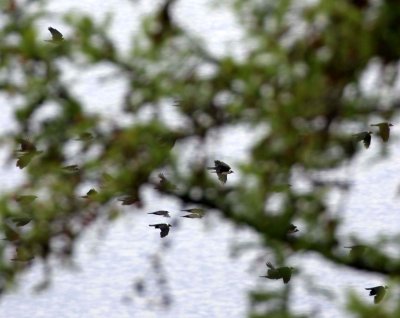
[365,286,388,304]
[370,122,393,142]
[344,245,367,258]
[147,210,170,218]
[260,262,294,284]
[181,208,205,219]
[46,27,64,42]
[207,160,234,184]
[353,131,372,149]
[149,223,171,238]
[287,224,299,234]
[15,138,43,169]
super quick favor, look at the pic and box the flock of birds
[5,26,394,305]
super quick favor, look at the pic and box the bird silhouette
[370,122,393,142]
[260,262,294,284]
[149,223,171,238]
[207,160,234,184]
[46,27,64,42]
[181,208,205,219]
[287,224,299,234]
[81,189,99,200]
[15,138,43,169]
[147,210,170,218]
[61,164,80,173]
[118,194,140,206]
[154,173,176,191]
[9,214,32,227]
[365,286,388,304]
[353,131,372,149]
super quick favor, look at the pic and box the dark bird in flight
[365,286,388,304]
[353,131,372,149]
[287,224,299,234]
[181,208,205,219]
[47,27,64,42]
[344,245,367,258]
[9,214,32,227]
[61,164,80,174]
[118,194,140,206]
[260,262,294,284]
[207,160,234,184]
[149,223,171,238]
[154,173,176,191]
[81,189,99,200]
[15,138,43,169]
[370,122,393,142]
[147,210,170,218]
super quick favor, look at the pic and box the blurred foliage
[0,0,400,316]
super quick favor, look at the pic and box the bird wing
[374,288,386,304]
[160,226,170,238]
[48,27,63,40]
[266,262,275,270]
[363,134,371,148]
[379,124,390,142]
[217,172,227,184]
[281,268,292,284]
[215,160,231,171]
[17,138,36,152]
[16,152,35,169]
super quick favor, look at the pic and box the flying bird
[147,210,170,218]
[287,224,299,234]
[207,160,234,184]
[353,131,372,149]
[46,27,64,42]
[154,173,176,191]
[149,223,171,238]
[370,122,393,142]
[118,194,140,206]
[15,138,43,169]
[260,262,294,284]
[365,286,388,304]
[9,214,32,227]
[181,208,205,219]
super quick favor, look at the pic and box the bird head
[228,170,234,174]
[389,123,394,127]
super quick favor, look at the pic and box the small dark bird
[81,189,99,200]
[353,131,372,149]
[147,210,170,218]
[9,214,32,227]
[118,194,140,206]
[344,245,367,258]
[287,224,299,234]
[207,160,234,184]
[181,208,205,219]
[365,286,388,304]
[15,138,43,169]
[260,262,294,284]
[47,27,64,42]
[370,122,393,142]
[154,173,176,191]
[149,223,171,238]
[61,165,80,174]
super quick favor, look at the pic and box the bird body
[46,27,64,42]
[260,262,294,284]
[207,160,234,184]
[147,210,170,217]
[353,131,372,148]
[371,122,393,142]
[365,285,388,304]
[149,223,171,238]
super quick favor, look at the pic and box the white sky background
[1,1,400,318]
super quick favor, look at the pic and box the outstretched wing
[378,124,390,142]
[215,160,231,171]
[374,288,386,304]
[48,27,63,41]
[363,134,371,148]
[217,172,227,184]
[160,225,170,238]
